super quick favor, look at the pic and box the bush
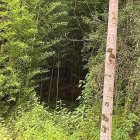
[13,105,68,140]
[0,121,12,140]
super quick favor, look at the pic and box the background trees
[0,0,140,139]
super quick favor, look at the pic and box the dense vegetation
[0,0,140,139]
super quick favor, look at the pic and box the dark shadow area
[36,66,86,109]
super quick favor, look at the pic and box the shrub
[13,105,68,140]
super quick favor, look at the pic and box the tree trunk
[100,0,119,140]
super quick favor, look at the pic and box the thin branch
[74,0,86,35]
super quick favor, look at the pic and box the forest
[0,0,140,140]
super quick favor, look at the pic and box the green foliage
[136,131,140,140]
[50,101,101,140]
[0,0,67,114]
[0,0,140,140]
[0,67,20,116]
[12,105,68,140]
[77,1,140,139]
[0,121,12,140]
[113,113,138,140]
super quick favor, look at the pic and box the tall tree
[100,0,119,140]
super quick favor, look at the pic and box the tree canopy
[0,0,140,140]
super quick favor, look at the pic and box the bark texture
[100,0,119,140]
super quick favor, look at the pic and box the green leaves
[0,1,140,140]
[14,105,68,140]
[0,122,12,140]
[113,113,138,140]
